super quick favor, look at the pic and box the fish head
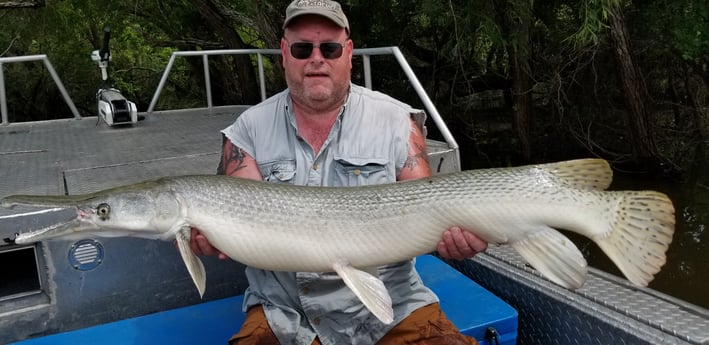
[75,191,181,235]
[4,181,183,244]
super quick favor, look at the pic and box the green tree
[2,0,707,172]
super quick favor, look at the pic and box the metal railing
[0,49,459,159]
[0,55,81,125]
[147,47,460,156]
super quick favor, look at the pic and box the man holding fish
[1,1,674,344]
[189,0,487,344]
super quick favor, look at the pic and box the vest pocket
[259,160,296,183]
[333,157,390,186]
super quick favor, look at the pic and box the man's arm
[189,135,261,258]
[398,118,488,260]
[216,134,263,180]
[397,118,432,180]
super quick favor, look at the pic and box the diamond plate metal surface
[0,108,244,220]
[446,246,709,345]
[63,153,220,194]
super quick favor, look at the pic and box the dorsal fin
[541,158,612,191]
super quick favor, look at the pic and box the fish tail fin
[595,191,675,286]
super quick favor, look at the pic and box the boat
[0,48,707,345]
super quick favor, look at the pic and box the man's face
[281,15,353,111]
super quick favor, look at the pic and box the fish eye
[96,203,111,220]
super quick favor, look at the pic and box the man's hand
[189,228,229,260]
[437,227,487,261]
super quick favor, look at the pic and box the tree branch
[0,0,44,8]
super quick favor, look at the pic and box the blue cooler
[417,255,518,345]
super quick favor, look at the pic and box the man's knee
[229,303,478,345]
[228,306,280,345]
[377,303,479,345]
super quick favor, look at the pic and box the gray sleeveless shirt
[221,83,437,345]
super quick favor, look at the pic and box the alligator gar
[1,158,675,324]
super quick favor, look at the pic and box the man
[190,1,487,344]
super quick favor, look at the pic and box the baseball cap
[283,0,350,34]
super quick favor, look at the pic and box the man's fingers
[196,235,219,256]
[187,228,227,258]
[463,231,488,254]
[437,239,451,258]
[188,229,202,254]
[439,227,463,260]
[438,227,487,260]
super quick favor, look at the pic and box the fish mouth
[14,211,98,244]
[2,194,101,244]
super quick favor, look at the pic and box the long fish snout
[14,213,99,244]
[1,194,97,209]
[3,194,130,244]
[2,193,102,244]
[4,185,185,244]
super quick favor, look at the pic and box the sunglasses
[289,42,345,60]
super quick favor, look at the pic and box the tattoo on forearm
[216,139,248,176]
[403,142,428,171]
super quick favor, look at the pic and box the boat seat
[11,255,517,345]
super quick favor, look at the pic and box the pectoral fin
[176,226,207,297]
[332,261,393,324]
[511,226,588,289]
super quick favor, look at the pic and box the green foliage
[637,0,708,63]
[0,0,706,161]
[570,0,622,45]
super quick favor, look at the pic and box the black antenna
[99,27,111,62]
